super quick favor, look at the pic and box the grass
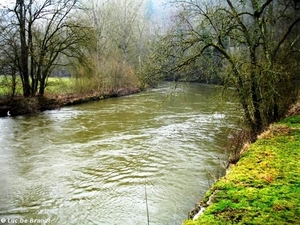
[45,77,74,95]
[184,115,300,225]
[0,76,74,97]
[0,76,23,96]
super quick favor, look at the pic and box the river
[0,83,240,225]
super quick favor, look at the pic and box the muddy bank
[0,87,140,117]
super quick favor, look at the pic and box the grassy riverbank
[0,76,140,116]
[184,115,300,225]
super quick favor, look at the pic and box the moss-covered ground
[184,115,300,225]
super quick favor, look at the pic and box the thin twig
[145,179,150,225]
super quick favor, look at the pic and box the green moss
[281,115,300,125]
[184,116,300,225]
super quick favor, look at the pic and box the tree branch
[273,16,300,59]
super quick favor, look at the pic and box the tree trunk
[17,0,31,97]
[250,46,263,134]
[39,79,45,95]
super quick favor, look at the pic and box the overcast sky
[0,0,173,26]
[0,0,170,9]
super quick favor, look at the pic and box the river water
[0,83,240,225]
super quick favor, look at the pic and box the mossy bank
[184,115,300,225]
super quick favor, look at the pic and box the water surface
[0,83,239,224]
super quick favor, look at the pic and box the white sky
[0,0,13,9]
[0,0,173,23]
[0,0,169,8]
[0,0,173,28]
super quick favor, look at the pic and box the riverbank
[0,87,140,117]
[184,113,300,224]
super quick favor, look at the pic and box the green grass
[0,76,23,96]
[184,115,300,225]
[45,77,74,95]
[0,76,74,96]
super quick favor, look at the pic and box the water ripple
[0,83,240,225]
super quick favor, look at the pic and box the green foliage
[183,116,300,225]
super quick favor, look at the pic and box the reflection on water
[0,83,240,225]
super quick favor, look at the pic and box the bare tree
[1,0,88,96]
[148,0,300,134]
[0,7,23,98]
[75,0,151,91]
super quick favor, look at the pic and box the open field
[45,77,74,95]
[0,76,74,97]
